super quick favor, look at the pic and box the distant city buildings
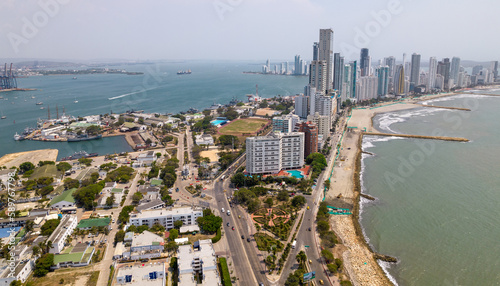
[360,48,371,77]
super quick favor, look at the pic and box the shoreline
[336,88,498,285]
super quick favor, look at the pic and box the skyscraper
[450,57,461,87]
[294,55,301,75]
[313,42,319,61]
[428,57,437,91]
[349,61,357,99]
[491,61,498,81]
[309,61,327,94]
[318,29,334,91]
[394,64,405,96]
[410,53,421,91]
[376,66,389,97]
[360,48,370,76]
[294,94,309,119]
[333,53,344,93]
[384,56,396,79]
[437,58,451,89]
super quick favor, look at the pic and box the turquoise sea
[0,61,307,160]
[360,91,500,285]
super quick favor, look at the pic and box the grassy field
[218,257,232,286]
[218,118,269,136]
[30,164,61,180]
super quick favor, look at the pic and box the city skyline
[1,0,499,62]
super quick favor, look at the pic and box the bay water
[360,92,500,285]
[0,61,307,160]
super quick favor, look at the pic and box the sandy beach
[0,149,59,169]
[326,90,479,285]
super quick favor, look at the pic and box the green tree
[321,249,334,264]
[56,162,72,172]
[197,214,222,234]
[78,157,93,166]
[296,250,307,269]
[118,205,135,223]
[132,192,143,205]
[327,263,338,273]
[34,253,54,277]
[317,220,330,233]
[169,229,179,240]
[10,280,22,286]
[41,219,60,236]
[19,162,35,173]
[277,189,289,202]
[106,193,115,207]
[114,230,125,245]
[63,178,79,190]
[264,197,274,207]
[174,220,183,229]
[291,195,306,208]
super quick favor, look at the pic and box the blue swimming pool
[288,170,304,179]
[211,120,227,126]
[0,227,21,238]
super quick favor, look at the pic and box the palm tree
[38,241,46,254]
[296,250,307,270]
[45,240,53,254]
[32,246,40,257]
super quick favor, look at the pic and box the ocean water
[0,61,307,160]
[360,93,500,285]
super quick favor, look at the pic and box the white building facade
[129,207,203,230]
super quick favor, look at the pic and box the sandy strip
[0,149,58,169]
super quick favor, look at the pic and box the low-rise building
[49,188,77,209]
[52,243,95,269]
[115,261,166,285]
[47,215,77,254]
[0,259,35,284]
[178,240,220,286]
[124,231,164,261]
[137,151,156,167]
[195,134,214,146]
[129,207,202,230]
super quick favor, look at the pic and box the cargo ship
[177,70,192,75]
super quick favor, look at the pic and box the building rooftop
[47,215,76,246]
[76,217,111,229]
[131,231,164,248]
[116,262,165,286]
[132,207,201,218]
[49,188,77,206]
[136,200,165,212]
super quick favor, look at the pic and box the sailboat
[1,110,5,119]
[74,96,78,103]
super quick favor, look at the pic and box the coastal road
[213,180,266,286]
[278,114,346,286]
[96,167,144,286]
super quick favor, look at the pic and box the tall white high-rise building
[307,112,330,139]
[273,114,300,133]
[356,76,378,101]
[428,57,438,91]
[294,94,309,119]
[318,28,334,91]
[309,61,327,94]
[246,132,304,174]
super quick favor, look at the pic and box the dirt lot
[0,149,58,169]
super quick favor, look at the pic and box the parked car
[227,222,230,227]
[241,235,244,239]
[247,238,250,242]
[232,226,235,230]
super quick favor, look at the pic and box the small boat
[74,100,78,103]
[72,77,77,80]
[36,102,43,105]
[13,133,25,141]
[1,116,6,119]
[177,69,192,75]
[40,107,45,110]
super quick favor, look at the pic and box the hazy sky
[1,0,498,62]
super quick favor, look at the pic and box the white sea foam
[377,260,400,286]
[376,108,442,133]
[108,87,159,100]
[421,93,497,105]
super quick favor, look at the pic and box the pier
[417,104,471,111]
[362,132,469,142]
